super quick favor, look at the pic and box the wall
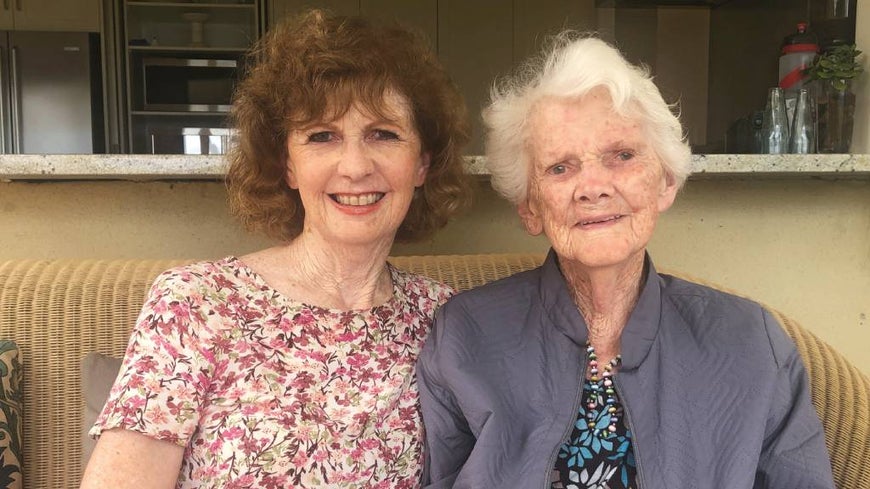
[1,177,868,375]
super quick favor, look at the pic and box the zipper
[613,375,645,489]
[542,350,588,489]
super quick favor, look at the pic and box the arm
[754,310,835,489]
[417,307,475,488]
[83,270,212,487]
[80,429,184,489]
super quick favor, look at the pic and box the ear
[518,199,544,236]
[656,170,678,212]
[414,152,431,187]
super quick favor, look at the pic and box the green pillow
[0,340,22,489]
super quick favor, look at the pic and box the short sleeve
[89,269,216,446]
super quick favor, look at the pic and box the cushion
[0,340,23,489]
[80,352,122,470]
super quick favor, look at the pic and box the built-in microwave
[141,57,237,112]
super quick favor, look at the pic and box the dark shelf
[128,45,248,53]
[132,111,229,116]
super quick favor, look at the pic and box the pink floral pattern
[91,257,453,488]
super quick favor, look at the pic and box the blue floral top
[551,381,636,489]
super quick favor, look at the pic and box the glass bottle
[789,88,815,153]
[762,87,790,154]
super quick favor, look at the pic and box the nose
[337,138,374,180]
[573,158,613,203]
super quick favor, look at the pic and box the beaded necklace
[584,343,622,438]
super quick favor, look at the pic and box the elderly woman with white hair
[417,35,834,489]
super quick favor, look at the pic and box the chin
[328,227,399,247]
[553,245,645,271]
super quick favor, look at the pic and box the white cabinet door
[10,0,100,32]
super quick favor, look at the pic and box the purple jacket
[417,250,834,488]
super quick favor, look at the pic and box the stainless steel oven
[141,57,237,112]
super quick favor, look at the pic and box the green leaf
[807,43,864,82]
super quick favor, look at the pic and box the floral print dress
[91,257,453,488]
[551,381,637,489]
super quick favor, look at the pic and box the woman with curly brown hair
[81,10,470,489]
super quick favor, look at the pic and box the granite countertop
[1,153,869,181]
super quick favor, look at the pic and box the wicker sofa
[0,255,868,489]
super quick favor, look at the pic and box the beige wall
[1,177,868,375]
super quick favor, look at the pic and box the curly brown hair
[226,10,472,243]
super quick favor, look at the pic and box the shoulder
[658,274,796,368]
[659,273,763,318]
[129,260,250,361]
[391,266,456,311]
[149,257,252,298]
[444,266,542,312]
[419,267,546,381]
[428,267,543,341]
[140,257,258,329]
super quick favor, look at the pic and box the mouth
[330,192,385,206]
[578,214,624,226]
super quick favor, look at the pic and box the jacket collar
[538,248,662,370]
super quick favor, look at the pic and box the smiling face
[520,89,678,272]
[285,92,429,248]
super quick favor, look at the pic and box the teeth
[333,193,384,206]
[582,215,621,225]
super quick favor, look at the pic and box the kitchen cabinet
[361,0,436,48]
[121,1,261,153]
[268,0,436,45]
[266,0,595,154]
[0,0,100,32]
[597,0,855,153]
[439,0,594,153]
[262,1,845,154]
[513,0,596,62]
[268,0,357,26]
[437,0,512,155]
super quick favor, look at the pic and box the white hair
[482,33,692,204]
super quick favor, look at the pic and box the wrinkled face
[520,89,678,271]
[285,92,429,247]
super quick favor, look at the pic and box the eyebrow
[599,140,630,152]
[292,121,335,132]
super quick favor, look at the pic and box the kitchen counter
[1,153,869,181]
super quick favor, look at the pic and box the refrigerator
[0,31,104,154]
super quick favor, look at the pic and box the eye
[547,163,568,175]
[307,131,334,143]
[371,129,400,141]
[615,150,635,162]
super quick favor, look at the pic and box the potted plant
[806,43,863,153]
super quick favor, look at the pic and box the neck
[282,232,394,310]
[559,251,646,361]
